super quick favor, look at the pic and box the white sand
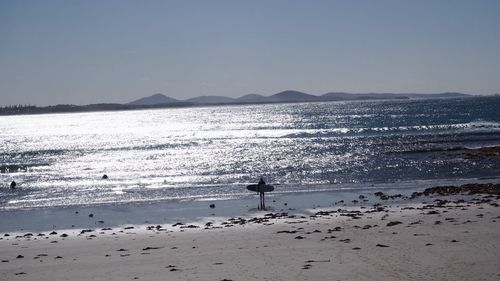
[1,199,500,281]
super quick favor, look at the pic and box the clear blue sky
[1,0,499,106]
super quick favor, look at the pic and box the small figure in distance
[102,174,108,180]
[258,177,265,186]
[10,181,16,189]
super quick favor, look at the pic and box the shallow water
[1,96,500,210]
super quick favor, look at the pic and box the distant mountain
[0,91,477,116]
[185,95,236,104]
[128,93,179,105]
[127,91,471,107]
[236,93,267,103]
[267,90,321,102]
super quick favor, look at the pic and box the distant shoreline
[0,92,479,116]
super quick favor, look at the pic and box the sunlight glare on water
[1,97,500,209]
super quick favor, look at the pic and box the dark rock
[327,226,343,233]
[410,183,500,199]
[386,221,402,227]
[142,246,162,251]
[180,225,199,229]
[276,230,298,234]
[374,191,403,200]
[10,181,16,189]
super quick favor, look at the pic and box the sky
[1,0,499,106]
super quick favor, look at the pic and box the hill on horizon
[0,91,478,116]
[127,91,471,106]
[267,90,322,102]
[128,93,179,106]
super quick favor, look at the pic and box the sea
[1,96,500,231]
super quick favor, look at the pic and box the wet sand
[1,185,500,281]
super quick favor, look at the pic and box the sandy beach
[1,185,499,281]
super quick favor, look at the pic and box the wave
[0,149,67,158]
[281,120,500,139]
[0,163,49,173]
[463,121,500,131]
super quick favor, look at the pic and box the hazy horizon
[1,0,500,106]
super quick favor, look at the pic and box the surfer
[10,181,16,189]
[247,178,274,210]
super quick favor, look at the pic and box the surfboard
[247,184,274,193]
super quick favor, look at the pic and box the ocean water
[1,96,500,211]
